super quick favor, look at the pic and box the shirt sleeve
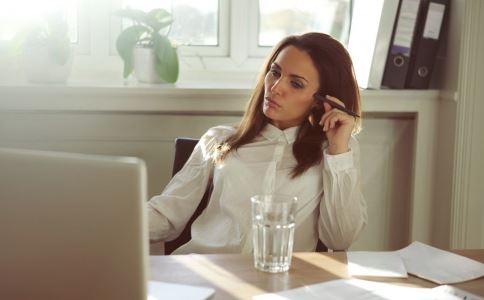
[318,136,367,250]
[148,127,225,242]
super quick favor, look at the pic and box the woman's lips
[264,97,281,109]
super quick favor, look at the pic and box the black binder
[382,0,424,89]
[406,0,449,89]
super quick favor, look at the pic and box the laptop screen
[0,148,148,300]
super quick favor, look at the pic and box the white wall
[351,116,414,250]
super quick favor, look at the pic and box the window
[250,0,352,56]
[257,0,351,46]
[0,0,79,43]
[0,0,90,55]
[0,0,353,83]
[109,0,229,58]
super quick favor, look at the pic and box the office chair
[164,138,212,255]
[164,137,327,254]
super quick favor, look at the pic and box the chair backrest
[164,137,327,254]
[164,138,212,255]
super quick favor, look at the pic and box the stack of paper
[253,279,470,300]
[433,285,484,300]
[148,281,215,300]
[397,241,484,284]
[347,251,407,278]
[255,242,484,300]
[346,241,484,284]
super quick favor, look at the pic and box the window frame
[75,0,90,55]
[248,0,271,58]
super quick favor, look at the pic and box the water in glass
[251,195,297,273]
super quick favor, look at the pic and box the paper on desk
[148,280,215,300]
[433,285,484,300]
[347,251,408,277]
[397,241,484,284]
[252,279,462,300]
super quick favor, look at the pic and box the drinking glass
[251,194,298,273]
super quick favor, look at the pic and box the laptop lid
[0,148,148,300]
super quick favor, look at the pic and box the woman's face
[263,45,320,130]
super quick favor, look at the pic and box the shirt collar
[260,123,298,144]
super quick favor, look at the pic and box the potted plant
[13,15,73,83]
[115,8,179,83]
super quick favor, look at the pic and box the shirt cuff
[148,201,170,241]
[323,148,354,172]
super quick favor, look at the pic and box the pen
[313,94,361,118]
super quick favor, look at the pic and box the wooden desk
[150,250,484,299]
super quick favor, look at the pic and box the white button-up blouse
[148,123,367,254]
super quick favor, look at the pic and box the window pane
[0,0,78,43]
[122,0,219,46]
[258,0,351,47]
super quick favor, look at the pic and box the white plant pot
[133,47,165,83]
[21,46,74,84]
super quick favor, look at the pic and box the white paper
[147,280,215,300]
[423,3,445,39]
[433,285,484,300]
[347,251,408,278]
[397,241,484,284]
[394,0,421,50]
[253,279,461,300]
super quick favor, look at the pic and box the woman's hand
[319,95,355,155]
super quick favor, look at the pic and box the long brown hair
[217,32,361,178]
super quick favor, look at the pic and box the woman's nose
[270,77,284,94]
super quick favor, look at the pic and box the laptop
[0,148,214,300]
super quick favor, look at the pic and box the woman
[148,32,367,254]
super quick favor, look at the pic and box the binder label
[423,3,445,40]
[392,0,421,56]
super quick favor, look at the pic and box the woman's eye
[270,69,281,77]
[291,81,303,89]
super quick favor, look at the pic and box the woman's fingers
[320,109,354,131]
[325,111,340,131]
[329,112,344,129]
[319,95,352,131]
[320,102,332,130]
[326,95,346,108]
[323,101,333,113]
[321,110,337,131]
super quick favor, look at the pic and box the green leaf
[153,34,179,83]
[114,9,148,24]
[146,8,173,32]
[116,25,149,78]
